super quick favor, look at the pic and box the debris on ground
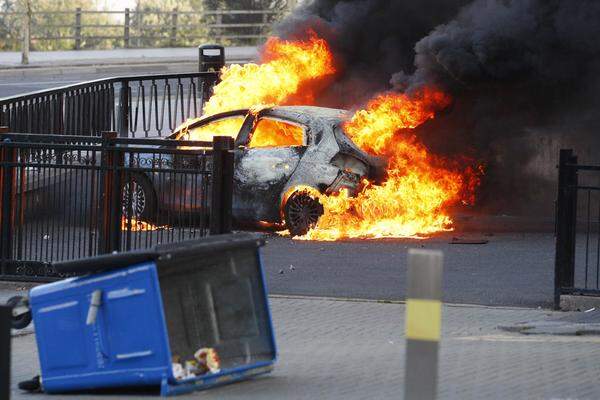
[450,236,489,245]
[195,348,221,374]
[171,348,221,380]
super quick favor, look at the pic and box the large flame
[180,32,481,240]
[178,32,335,142]
[298,89,480,240]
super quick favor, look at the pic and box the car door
[155,113,248,213]
[233,115,308,223]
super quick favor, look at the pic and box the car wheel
[7,295,32,330]
[122,174,157,221]
[284,190,324,237]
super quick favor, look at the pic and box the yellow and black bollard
[404,249,443,400]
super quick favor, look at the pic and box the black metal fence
[554,149,600,308]
[0,132,234,281]
[0,71,219,138]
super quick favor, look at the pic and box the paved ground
[8,296,600,400]
[261,233,556,308]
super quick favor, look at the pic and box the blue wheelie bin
[25,233,276,396]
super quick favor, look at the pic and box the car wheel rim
[287,193,323,234]
[123,180,146,216]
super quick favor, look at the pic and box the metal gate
[0,131,234,281]
[554,149,600,308]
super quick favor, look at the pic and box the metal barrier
[0,132,234,281]
[554,149,600,308]
[0,71,219,138]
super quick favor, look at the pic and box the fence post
[405,249,443,400]
[21,2,31,65]
[74,8,82,50]
[124,8,130,48]
[210,136,234,235]
[0,138,16,272]
[99,131,122,254]
[118,80,130,138]
[0,306,10,400]
[170,8,178,47]
[554,149,578,309]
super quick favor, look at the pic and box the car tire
[7,295,32,330]
[284,190,324,237]
[122,173,157,221]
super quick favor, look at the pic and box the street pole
[21,0,31,65]
[404,248,443,400]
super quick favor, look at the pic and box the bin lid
[52,233,265,275]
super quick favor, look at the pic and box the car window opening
[248,118,304,148]
[180,116,245,142]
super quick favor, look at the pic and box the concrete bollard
[404,249,443,400]
[1,305,10,399]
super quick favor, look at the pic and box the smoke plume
[276,0,600,216]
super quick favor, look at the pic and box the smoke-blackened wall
[276,0,600,216]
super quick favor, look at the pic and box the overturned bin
[27,233,276,396]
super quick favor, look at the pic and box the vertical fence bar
[210,136,234,235]
[0,306,10,400]
[118,80,130,138]
[124,8,130,48]
[554,149,577,309]
[0,138,16,271]
[99,131,121,254]
[74,8,82,50]
[405,249,443,400]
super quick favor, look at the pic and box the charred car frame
[127,106,385,236]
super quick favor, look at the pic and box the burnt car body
[128,106,385,235]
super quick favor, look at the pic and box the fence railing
[0,71,220,138]
[554,149,600,308]
[0,6,295,57]
[0,132,234,281]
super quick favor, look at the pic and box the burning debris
[120,217,167,232]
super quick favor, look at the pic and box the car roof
[263,106,349,122]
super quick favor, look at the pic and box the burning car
[126,106,385,236]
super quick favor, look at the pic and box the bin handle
[86,290,103,325]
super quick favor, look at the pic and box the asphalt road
[261,232,556,308]
[0,67,185,98]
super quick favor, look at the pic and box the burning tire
[284,190,324,237]
[122,174,157,221]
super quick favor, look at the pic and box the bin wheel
[18,375,41,392]
[7,295,32,330]
[284,190,324,237]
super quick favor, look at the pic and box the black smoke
[275,0,471,106]
[276,0,600,216]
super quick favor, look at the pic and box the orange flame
[178,32,335,143]
[297,89,476,240]
[179,32,482,240]
[121,217,165,232]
